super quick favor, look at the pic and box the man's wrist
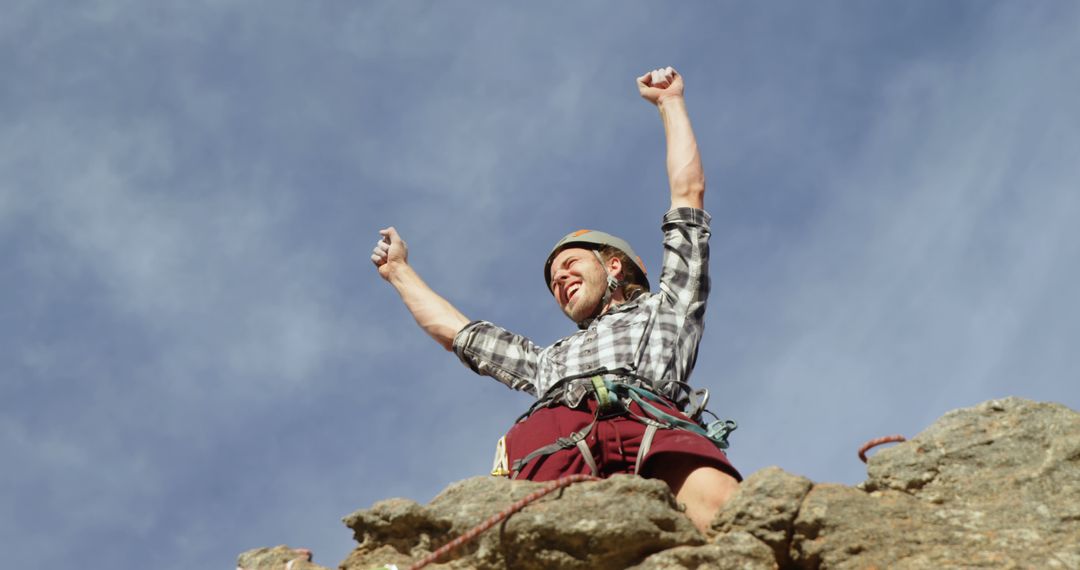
[656,94,686,109]
[384,260,414,285]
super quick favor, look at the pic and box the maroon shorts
[505,398,741,482]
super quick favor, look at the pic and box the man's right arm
[371,227,469,351]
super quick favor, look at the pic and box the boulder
[712,465,812,567]
[342,475,701,570]
[790,397,1080,569]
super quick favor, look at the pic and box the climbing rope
[407,474,599,570]
[858,434,907,463]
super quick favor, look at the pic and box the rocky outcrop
[342,476,702,570]
[239,397,1080,569]
[790,398,1080,569]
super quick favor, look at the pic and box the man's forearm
[386,263,470,351]
[657,96,705,210]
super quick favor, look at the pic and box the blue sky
[3,2,1078,568]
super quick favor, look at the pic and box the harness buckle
[563,381,589,409]
[556,429,588,448]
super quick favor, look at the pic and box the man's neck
[600,289,629,315]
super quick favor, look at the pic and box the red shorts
[505,398,741,482]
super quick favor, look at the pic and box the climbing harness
[504,367,737,480]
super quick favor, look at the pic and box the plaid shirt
[452,207,711,400]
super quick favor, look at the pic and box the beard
[560,273,607,323]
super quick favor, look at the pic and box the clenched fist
[637,66,684,106]
[371,227,409,281]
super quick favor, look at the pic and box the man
[371,67,740,533]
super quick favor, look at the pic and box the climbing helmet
[543,229,650,293]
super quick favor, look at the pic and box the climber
[371,67,740,533]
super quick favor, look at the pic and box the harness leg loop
[634,423,658,475]
[575,438,599,476]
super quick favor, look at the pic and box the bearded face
[549,248,618,323]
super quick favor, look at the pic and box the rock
[629,532,778,569]
[236,545,330,570]
[711,466,812,566]
[342,475,702,570]
[793,397,1080,568]
[241,398,1080,570]
[865,398,1080,508]
[792,483,946,568]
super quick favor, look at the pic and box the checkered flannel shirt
[452,207,711,400]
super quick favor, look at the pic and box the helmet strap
[576,251,624,329]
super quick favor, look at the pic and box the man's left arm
[637,67,705,211]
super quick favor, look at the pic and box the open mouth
[566,283,581,304]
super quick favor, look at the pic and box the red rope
[407,474,599,570]
[858,434,906,463]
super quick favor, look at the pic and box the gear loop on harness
[590,375,617,411]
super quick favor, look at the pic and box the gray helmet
[543,229,650,292]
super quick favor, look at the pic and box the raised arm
[371,227,469,351]
[637,67,705,211]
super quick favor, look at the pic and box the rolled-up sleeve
[657,207,711,326]
[452,320,540,396]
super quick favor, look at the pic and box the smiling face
[548,247,622,323]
